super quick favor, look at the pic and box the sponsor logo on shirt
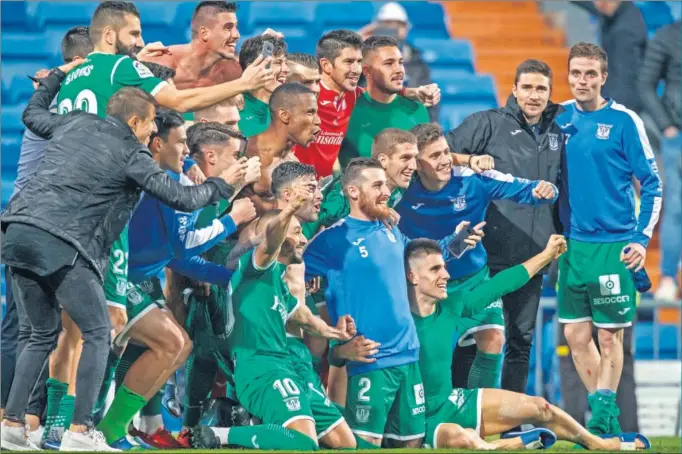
[596,123,613,140]
[411,405,426,416]
[313,131,344,145]
[133,60,154,79]
[599,274,621,295]
[451,196,466,212]
[414,384,425,405]
[411,203,424,210]
[548,133,559,151]
[511,129,522,136]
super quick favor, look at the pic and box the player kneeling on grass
[403,235,651,451]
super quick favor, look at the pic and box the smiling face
[378,142,418,190]
[365,45,405,95]
[279,216,307,264]
[409,252,450,301]
[568,57,607,106]
[417,137,452,186]
[204,11,240,59]
[130,104,158,147]
[325,47,363,92]
[264,52,290,93]
[512,72,551,124]
[115,13,145,57]
[347,167,392,221]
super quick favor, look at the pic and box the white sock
[140,415,164,434]
[209,427,230,446]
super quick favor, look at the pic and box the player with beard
[286,53,322,96]
[244,83,321,215]
[395,123,556,393]
[237,36,289,137]
[303,158,482,447]
[404,238,650,451]
[338,36,429,167]
[293,30,440,178]
[225,184,356,449]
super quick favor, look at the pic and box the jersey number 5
[358,246,368,258]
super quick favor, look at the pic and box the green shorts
[114,277,165,347]
[445,267,505,347]
[288,336,345,439]
[558,239,636,328]
[344,362,425,442]
[425,388,482,448]
[235,359,315,428]
[103,228,129,310]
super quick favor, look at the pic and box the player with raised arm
[399,237,650,451]
[224,184,356,450]
[556,43,663,435]
[395,123,557,392]
[303,158,482,448]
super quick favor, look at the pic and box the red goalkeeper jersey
[293,81,364,177]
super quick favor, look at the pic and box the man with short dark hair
[293,30,440,178]
[286,53,321,96]
[338,36,430,167]
[0,26,94,447]
[193,96,242,128]
[396,122,557,398]
[556,42,662,436]
[245,83,321,214]
[0,65,239,451]
[237,35,289,137]
[445,59,565,413]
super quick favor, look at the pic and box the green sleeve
[318,181,350,228]
[240,249,275,279]
[113,57,167,96]
[446,265,531,317]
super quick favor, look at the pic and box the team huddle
[0,0,662,452]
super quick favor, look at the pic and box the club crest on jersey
[356,405,371,424]
[127,289,143,305]
[451,196,466,212]
[115,278,127,297]
[383,228,397,243]
[596,123,613,140]
[548,133,559,151]
[138,280,154,294]
[284,397,301,412]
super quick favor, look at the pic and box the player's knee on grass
[356,432,382,447]
[320,422,356,449]
[437,424,474,449]
[108,306,128,337]
[285,418,318,444]
[564,323,592,349]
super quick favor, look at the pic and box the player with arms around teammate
[58,1,272,118]
[404,238,651,451]
[396,123,557,392]
[227,184,356,449]
[556,43,663,435]
[304,158,482,448]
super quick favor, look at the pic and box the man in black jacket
[446,60,563,418]
[638,20,682,302]
[0,66,253,451]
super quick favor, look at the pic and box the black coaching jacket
[446,95,565,272]
[1,69,236,281]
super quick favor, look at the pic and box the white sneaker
[654,279,679,303]
[0,422,40,451]
[28,426,44,447]
[60,429,121,452]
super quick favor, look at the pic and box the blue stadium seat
[1,2,33,32]
[2,63,45,105]
[317,2,375,32]
[248,2,318,38]
[1,140,22,173]
[669,1,682,21]
[440,101,496,131]
[411,38,475,77]
[284,36,318,56]
[392,2,449,40]
[2,105,26,136]
[434,74,497,105]
[636,2,674,32]
[135,2,178,45]
[1,33,55,63]
[33,2,98,29]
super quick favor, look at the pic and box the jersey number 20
[59,89,98,115]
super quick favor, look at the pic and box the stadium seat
[390,2,450,40]
[284,36,318,56]
[2,63,45,105]
[1,140,22,173]
[33,2,98,29]
[1,2,33,32]
[434,73,497,105]
[636,2,674,32]
[635,322,680,360]
[2,105,27,135]
[135,2,178,45]
[248,2,318,38]
[317,2,375,33]
[1,33,56,63]
[440,101,496,131]
[411,38,475,75]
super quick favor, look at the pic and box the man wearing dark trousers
[445,60,564,418]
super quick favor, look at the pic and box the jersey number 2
[358,377,371,402]
[112,250,128,275]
